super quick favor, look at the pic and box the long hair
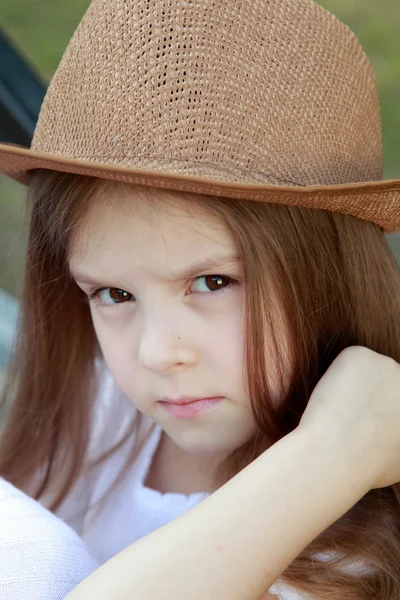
[1,169,399,599]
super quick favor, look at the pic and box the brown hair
[1,169,399,599]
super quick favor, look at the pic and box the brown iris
[108,288,133,302]
[203,275,230,291]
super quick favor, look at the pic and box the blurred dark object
[0,27,46,145]
[0,288,18,371]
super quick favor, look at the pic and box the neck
[145,430,225,495]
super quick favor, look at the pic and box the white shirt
[0,476,99,600]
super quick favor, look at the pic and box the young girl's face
[69,189,281,458]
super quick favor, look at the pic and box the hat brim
[0,142,399,233]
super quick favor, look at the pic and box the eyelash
[85,275,240,308]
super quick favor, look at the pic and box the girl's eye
[89,288,134,305]
[191,275,234,294]
[87,275,237,306]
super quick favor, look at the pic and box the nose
[137,309,197,375]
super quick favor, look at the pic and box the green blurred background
[0,0,400,299]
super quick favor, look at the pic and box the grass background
[0,0,399,297]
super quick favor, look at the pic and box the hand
[297,346,400,490]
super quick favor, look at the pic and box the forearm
[65,428,370,600]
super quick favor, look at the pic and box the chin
[172,429,253,458]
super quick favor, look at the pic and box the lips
[160,396,222,405]
[159,397,224,419]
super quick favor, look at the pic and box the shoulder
[0,477,99,599]
[38,360,138,530]
[44,361,151,534]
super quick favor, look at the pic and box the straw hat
[0,0,399,233]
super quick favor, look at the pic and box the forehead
[68,187,238,276]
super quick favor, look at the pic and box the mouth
[160,396,223,405]
[158,397,225,419]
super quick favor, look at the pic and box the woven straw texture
[33,0,384,185]
[0,0,399,232]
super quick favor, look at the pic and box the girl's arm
[65,426,370,600]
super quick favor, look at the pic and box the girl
[0,0,399,599]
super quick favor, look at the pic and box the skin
[69,189,286,493]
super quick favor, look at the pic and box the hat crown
[31,0,383,187]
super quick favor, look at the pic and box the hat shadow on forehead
[0,0,399,233]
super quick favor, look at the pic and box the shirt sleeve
[47,360,138,536]
[0,477,99,600]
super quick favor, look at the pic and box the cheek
[96,335,146,411]
[206,316,245,376]
[90,311,138,387]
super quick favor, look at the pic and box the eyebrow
[69,253,242,286]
